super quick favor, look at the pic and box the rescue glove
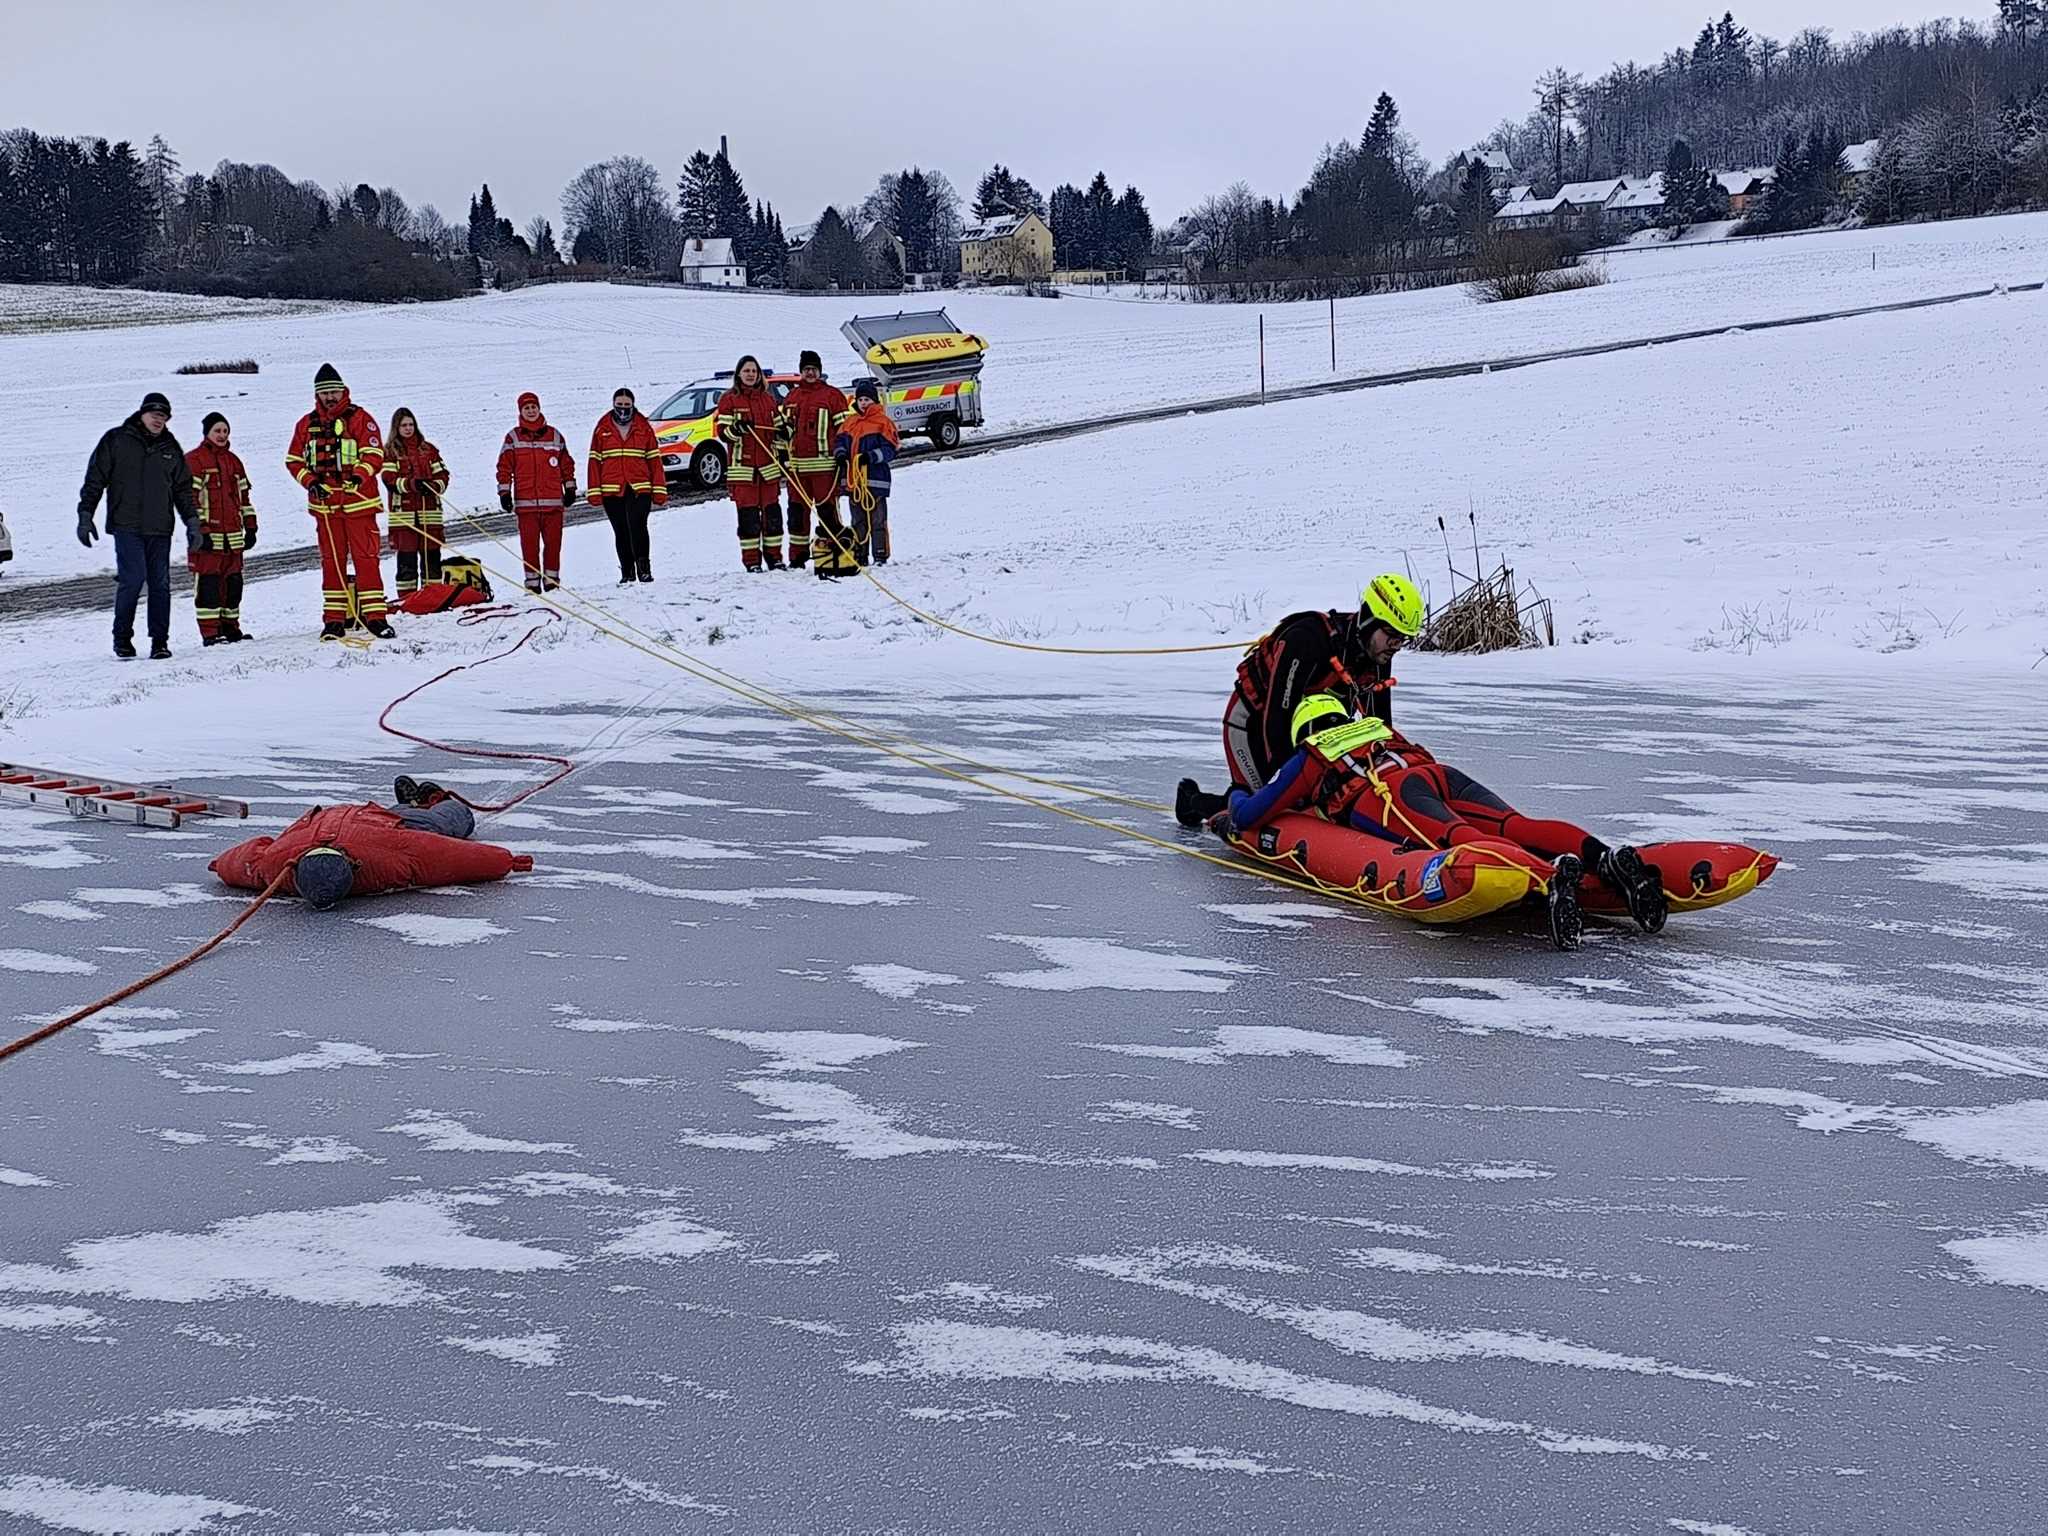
[561,486,576,508]
[242,521,258,551]
[1208,810,1240,843]
[186,522,205,555]
[498,490,513,514]
[76,513,98,548]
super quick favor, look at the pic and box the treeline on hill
[1173,7,2048,290]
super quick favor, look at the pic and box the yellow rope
[754,422,1256,657]
[445,511,1433,916]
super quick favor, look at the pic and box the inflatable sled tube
[1581,841,1778,916]
[1229,812,1544,924]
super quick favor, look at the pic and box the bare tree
[1533,68,1584,189]
[414,203,458,256]
[374,185,414,239]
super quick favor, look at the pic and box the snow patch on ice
[851,1320,1690,1460]
[599,1212,739,1262]
[847,964,964,1001]
[732,1079,1009,1161]
[988,935,1254,993]
[208,1040,416,1076]
[811,835,927,854]
[462,1455,726,1513]
[1340,1247,1602,1282]
[1119,1446,1300,1476]
[0,1166,53,1188]
[443,1332,561,1367]
[379,1112,578,1156]
[0,948,97,975]
[70,884,228,909]
[1900,1100,2048,1174]
[895,1282,1051,1314]
[1202,902,1353,930]
[149,1405,287,1435]
[262,1137,369,1166]
[550,1004,668,1034]
[352,914,509,947]
[1090,1101,1199,1131]
[1944,1222,2048,1293]
[0,1193,569,1307]
[0,1476,260,1534]
[15,901,99,922]
[1084,1025,1408,1069]
[1187,1149,1549,1181]
[0,1303,105,1331]
[705,1029,922,1074]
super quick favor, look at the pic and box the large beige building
[959,211,1054,281]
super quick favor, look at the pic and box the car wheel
[928,415,961,450]
[692,444,727,489]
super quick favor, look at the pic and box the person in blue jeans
[77,391,200,660]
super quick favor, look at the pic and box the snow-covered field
[4,211,2047,587]
[0,283,340,337]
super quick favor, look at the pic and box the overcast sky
[4,0,1974,230]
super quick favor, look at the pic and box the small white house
[679,237,747,288]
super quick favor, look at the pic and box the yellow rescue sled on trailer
[841,309,988,449]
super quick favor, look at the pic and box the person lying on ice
[1177,572,1426,829]
[1209,693,1668,938]
[210,779,532,911]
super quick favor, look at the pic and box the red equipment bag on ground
[396,581,489,615]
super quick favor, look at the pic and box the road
[2,673,2045,1532]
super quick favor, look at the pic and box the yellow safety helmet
[1361,572,1425,638]
[1290,692,1351,746]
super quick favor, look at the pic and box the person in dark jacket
[830,378,900,570]
[78,391,200,660]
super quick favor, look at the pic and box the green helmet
[1290,692,1350,745]
[1361,572,1425,638]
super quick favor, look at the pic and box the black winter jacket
[78,416,197,536]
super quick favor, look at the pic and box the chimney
[720,134,729,160]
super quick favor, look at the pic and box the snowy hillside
[4,212,2047,587]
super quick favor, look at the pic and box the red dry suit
[210,803,532,896]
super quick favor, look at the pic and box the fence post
[1259,314,1266,400]
[1329,295,1336,372]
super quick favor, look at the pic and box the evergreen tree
[1655,137,1724,233]
[800,206,863,289]
[1456,157,1498,234]
[972,164,1043,221]
[710,147,750,240]
[467,184,501,256]
[142,134,180,246]
[1047,183,1088,265]
[891,167,940,271]
[1113,185,1153,272]
[676,151,718,237]
[352,183,382,227]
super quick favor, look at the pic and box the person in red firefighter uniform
[586,386,668,585]
[713,356,785,571]
[498,391,576,592]
[287,363,394,641]
[382,407,450,595]
[774,350,847,573]
[210,779,533,910]
[1214,693,1669,943]
[184,412,257,645]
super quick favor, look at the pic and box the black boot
[149,641,172,661]
[1598,845,1669,934]
[1175,778,1230,829]
[114,637,137,660]
[618,569,636,586]
[320,621,348,642]
[1547,854,1585,952]
[365,617,397,640]
[637,560,653,583]
[394,775,447,807]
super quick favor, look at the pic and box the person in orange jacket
[831,379,901,570]
[497,391,576,593]
[774,349,848,572]
[586,386,668,584]
[185,411,257,645]
[382,407,450,595]
[286,363,393,641]
[712,355,785,572]
[210,778,532,910]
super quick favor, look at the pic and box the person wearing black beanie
[185,410,259,644]
[76,390,198,658]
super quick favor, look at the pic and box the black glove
[499,490,513,514]
[187,524,205,555]
[1208,811,1240,843]
[562,486,576,508]
[832,446,849,464]
[76,514,97,548]
[242,522,258,552]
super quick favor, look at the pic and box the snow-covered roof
[1494,183,1535,208]
[1609,180,1666,211]
[962,214,1033,242]
[680,237,738,268]
[1840,139,1882,175]
[1716,169,1775,196]
[1474,149,1515,175]
[1494,196,1563,221]
[1554,179,1628,209]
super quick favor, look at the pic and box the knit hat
[200,411,228,434]
[518,390,541,410]
[853,378,879,403]
[138,391,172,417]
[799,349,822,372]
[313,363,345,394]
[612,386,635,404]
[293,849,354,911]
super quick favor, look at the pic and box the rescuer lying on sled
[209,778,532,910]
[1210,693,1668,938]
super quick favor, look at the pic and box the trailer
[840,309,988,448]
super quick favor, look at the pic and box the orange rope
[0,869,292,1066]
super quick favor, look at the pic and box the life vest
[1234,610,1350,711]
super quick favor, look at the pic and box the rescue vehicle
[840,309,987,449]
